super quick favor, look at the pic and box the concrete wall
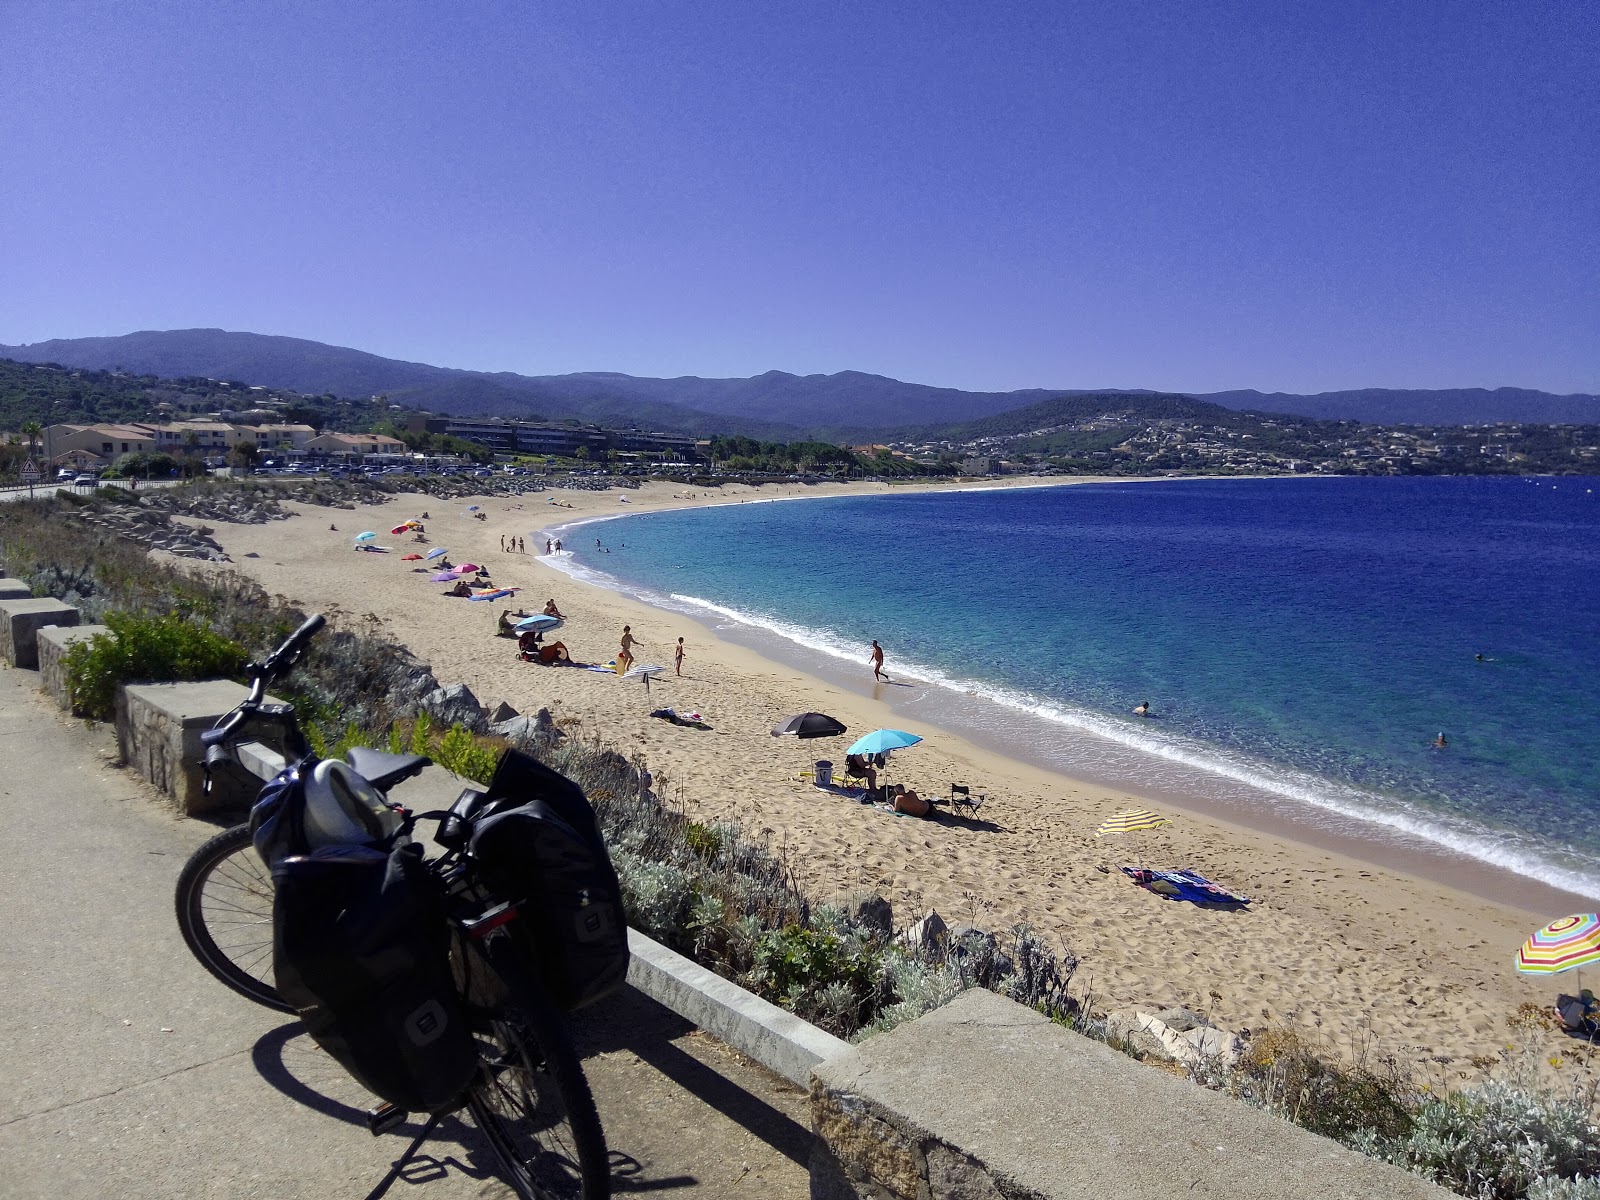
[0,580,34,601]
[116,680,286,815]
[0,598,79,669]
[809,988,1447,1200]
[36,624,109,713]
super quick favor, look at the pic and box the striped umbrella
[1517,914,1600,975]
[1095,808,1172,838]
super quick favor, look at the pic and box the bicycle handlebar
[261,613,325,684]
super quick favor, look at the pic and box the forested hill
[3,328,1595,432]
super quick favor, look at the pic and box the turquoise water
[546,477,1600,896]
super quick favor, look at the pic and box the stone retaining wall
[0,580,34,601]
[36,624,109,713]
[808,988,1447,1200]
[116,680,287,814]
[0,597,78,669]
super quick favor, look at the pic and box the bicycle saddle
[344,747,431,792]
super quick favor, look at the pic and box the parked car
[56,468,76,481]
[73,473,98,486]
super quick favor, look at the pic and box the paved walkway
[0,666,812,1199]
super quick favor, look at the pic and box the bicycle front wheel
[174,823,290,1013]
[468,937,609,1200]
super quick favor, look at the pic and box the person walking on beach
[545,539,552,555]
[618,625,643,673]
[869,640,885,681]
[675,637,686,676]
[517,537,524,553]
[500,534,507,552]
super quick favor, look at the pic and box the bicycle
[173,614,611,1199]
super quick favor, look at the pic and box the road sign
[19,458,42,484]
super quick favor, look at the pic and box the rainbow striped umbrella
[1517,914,1600,975]
[1095,808,1172,838]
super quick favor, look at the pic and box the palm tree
[21,420,41,457]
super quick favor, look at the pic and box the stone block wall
[36,624,109,713]
[116,680,286,815]
[0,580,34,601]
[0,598,79,669]
[808,989,1448,1200]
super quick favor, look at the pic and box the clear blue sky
[4,1,1595,394]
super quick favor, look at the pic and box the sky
[3,1,1596,395]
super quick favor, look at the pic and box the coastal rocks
[842,892,894,938]
[487,699,519,723]
[72,504,233,563]
[897,910,949,955]
[420,681,488,733]
[1104,1007,1245,1068]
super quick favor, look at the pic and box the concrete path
[0,667,812,1199]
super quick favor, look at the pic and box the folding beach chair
[949,784,985,815]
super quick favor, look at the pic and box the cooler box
[814,760,833,787]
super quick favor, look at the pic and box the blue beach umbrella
[425,547,448,560]
[845,729,923,757]
[353,531,377,542]
[515,614,563,633]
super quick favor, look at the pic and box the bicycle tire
[468,937,610,1200]
[174,823,291,1013]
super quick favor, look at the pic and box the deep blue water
[549,477,1600,895]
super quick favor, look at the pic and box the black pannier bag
[468,749,630,1011]
[272,842,479,1113]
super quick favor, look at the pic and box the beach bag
[468,749,629,1011]
[272,842,479,1113]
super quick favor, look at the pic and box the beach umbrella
[622,663,664,693]
[455,562,482,574]
[1517,914,1600,975]
[389,524,411,535]
[353,531,377,542]
[400,553,423,561]
[772,712,848,739]
[425,547,448,561]
[430,570,458,582]
[515,614,563,633]
[846,729,922,757]
[1094,808,1172,837]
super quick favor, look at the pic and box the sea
[542,476,1600,900]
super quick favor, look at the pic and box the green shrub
[64,611,250,719]
[1234,1028,1415,1144]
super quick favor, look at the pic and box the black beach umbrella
[771,712,848,739]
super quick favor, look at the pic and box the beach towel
[649,707,712,731]
[1120,866,1250,906]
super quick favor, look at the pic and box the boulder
[489,715,540,743]
[896,910,949,955]
[420,681,488,733]
[488,699,519,723]
[843,892,893,938]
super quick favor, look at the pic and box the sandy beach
[185,476,1582,1077]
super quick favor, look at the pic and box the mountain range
[4,329,1596,436]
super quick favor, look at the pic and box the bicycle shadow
[250,1022,505,1186]
[251,1020,700,1193]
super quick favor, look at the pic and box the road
[0,667,812,1199]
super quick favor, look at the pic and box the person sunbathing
[543,598,566,619]
[497,609,519,637]
[444,579,472,598]
[537,641,570,665]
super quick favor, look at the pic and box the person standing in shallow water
[869,640,885,681]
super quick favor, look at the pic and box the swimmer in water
[1433,732,1448,749]
[1133,700,1151,718]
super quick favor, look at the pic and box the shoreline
[535,479,1596,916]
[186,475,1578,1074]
